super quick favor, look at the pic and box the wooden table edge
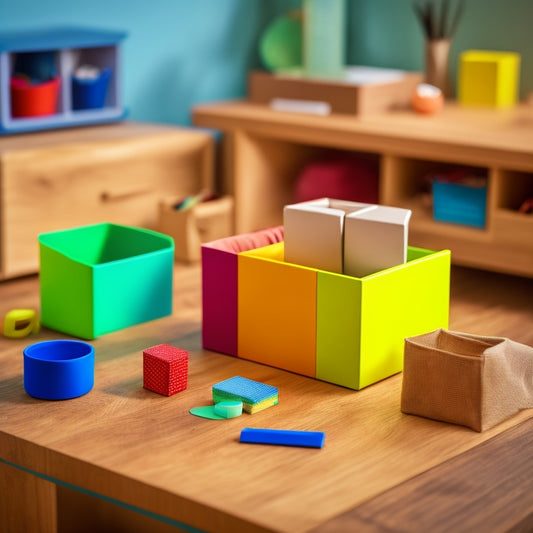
[308,416,533,532]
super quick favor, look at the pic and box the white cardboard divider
[283,198,374,273]
[345,204,411,277]
[283,198,411,277]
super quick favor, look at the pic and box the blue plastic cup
[23,340,94,400]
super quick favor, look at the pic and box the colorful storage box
[39,223,174,339]
[458,50,521,108]
[236,242,450,389]
[433,180,487,228]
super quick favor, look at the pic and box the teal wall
[1,0,289,125]
[347,0,533,98]
[2,0,532,126]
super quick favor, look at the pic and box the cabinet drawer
[1,125,213,279]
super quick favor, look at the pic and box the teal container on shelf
[39,223,174,339]
[433,180,487,228]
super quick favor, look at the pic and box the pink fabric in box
[201,226,284,356]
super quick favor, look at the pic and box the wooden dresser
[0,121,213,279]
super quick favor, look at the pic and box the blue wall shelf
[0,26,127,134]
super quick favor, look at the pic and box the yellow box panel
[316,247,450,390]
[358,247,450,388]
[316,272,362,389]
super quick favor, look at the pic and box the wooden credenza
[193,100,533,278]
[0,122,214,280]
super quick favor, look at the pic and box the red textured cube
[143,344,189,396]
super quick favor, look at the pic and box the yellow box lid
[461,50,521,64]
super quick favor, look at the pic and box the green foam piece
[214,400,243,419]
[189,401,244,420]
[189,406,226,420]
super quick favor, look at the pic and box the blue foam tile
[239,428,325,448]
[212,376,278,405]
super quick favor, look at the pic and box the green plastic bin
[39,223,174,339]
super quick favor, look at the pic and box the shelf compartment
[233,132,381,231]
[9,50,62,118]
[382,155,489,230]
[433,179,487,228]
[492,169,533,248]
[0,26,126,134]
[67,46,118,111]
[494,169,533,212]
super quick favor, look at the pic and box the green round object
[259,11,302,72]
[214,400,243,419]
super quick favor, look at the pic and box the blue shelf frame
[0,27,127,134]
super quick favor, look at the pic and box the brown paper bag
[401,328,533,431]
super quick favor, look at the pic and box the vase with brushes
[413,0,464,98]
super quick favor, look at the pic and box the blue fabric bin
[72,67,111,110]
[433,180,487,228]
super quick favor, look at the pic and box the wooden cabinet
[193,101,533,278]
[0,122,213,279]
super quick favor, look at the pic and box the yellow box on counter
[458,50,521,108]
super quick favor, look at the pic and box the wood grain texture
[193,101,533,166]
[0,459,57,533]
[56,485,189,533]
[192,101,533,277]
[310,416,533,533]
[0,263,532,532]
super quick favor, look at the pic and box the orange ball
[412,83,444,114]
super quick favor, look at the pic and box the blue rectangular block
[239,428,325,448]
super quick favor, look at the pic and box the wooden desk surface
[193,100,533,171]
[1,264,533,532]
[0,120,210,154]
